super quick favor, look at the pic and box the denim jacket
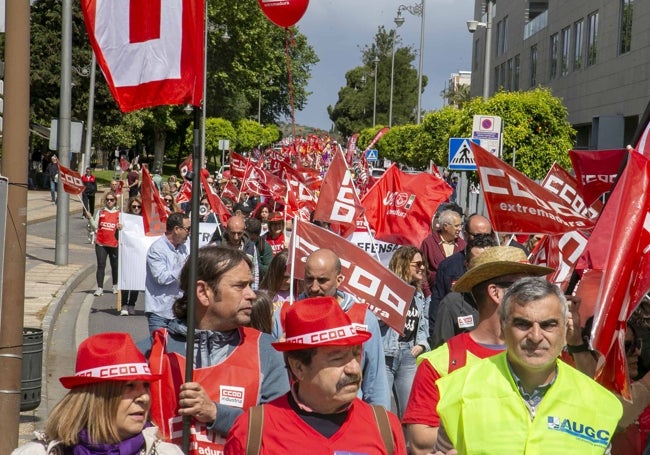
[380,290,430,357]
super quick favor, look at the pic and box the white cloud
[291,0,475,130]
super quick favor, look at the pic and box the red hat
[59,332,161,389]
[272,296,371,351]
[268,212,284,222]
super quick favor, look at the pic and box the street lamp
[372,56,379,127]
[388,25,402,127]
[395,1,425,124]
[72,52,96,173]
[203,21,230,167]
[466,0,493,99]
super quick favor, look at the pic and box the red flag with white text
[285,174,317,221]
[290,219,415,333]
[228,152,248,180]
[174,181,192,206]
[178,155,192,179]
[140,166,168,235]
[221,182,239,201]
[345,133,359,165]
[240,162,287,202]
[313,149,365,238]
[201,172,230,225]
[361,164,452,246]
[472,143,594,234]
[541,162,602,220]
[569,149,627,207]
[528,231,589,292]
[590,151,650,399]
[80,0,204,113]
[363,127,390,153]
[57,163,85,195]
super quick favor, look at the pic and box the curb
[36,263,95,425]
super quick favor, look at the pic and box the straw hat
[272,296,371,351]
[59,332,161,389]
[452,246,553,293]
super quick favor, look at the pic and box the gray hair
[438,210,460,229]
[499,277,568,324]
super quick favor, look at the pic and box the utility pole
[0,0,30,451]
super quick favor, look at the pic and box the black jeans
[121,290,139,306]
[95,244,118,288]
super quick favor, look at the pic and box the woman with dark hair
[87,191,121,297]
[253,202,272,236]
[383,245,430,419]
[259,250,293,311]
[248,290,274,334]
[14,332,181,455]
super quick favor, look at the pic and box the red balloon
[258,0,309,28]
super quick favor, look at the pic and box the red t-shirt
[402,332,503,427]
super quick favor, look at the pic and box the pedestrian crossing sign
[366,149,378,161]
[448,138,480,171]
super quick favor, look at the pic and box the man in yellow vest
[435,277,622,454]
[404,246,552,454]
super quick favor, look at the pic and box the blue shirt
[144,234,189,319]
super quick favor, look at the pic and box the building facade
[469,0,650,148]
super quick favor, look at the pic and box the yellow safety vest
[437,352,622,454]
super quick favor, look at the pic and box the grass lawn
[93,162,183,189]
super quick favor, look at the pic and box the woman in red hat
[14,333,182,455]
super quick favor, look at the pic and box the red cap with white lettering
[272,296,372,351]
[59,332,161,389]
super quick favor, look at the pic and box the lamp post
[203,21,230,167]
[372,56,379,127]
[72,52,96,173]
[466,0,493,99]
[395,1,425,123]
[388,26,402,127]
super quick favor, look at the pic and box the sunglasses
[625,338,642,356]
[131,205,141,209]
[106,198,116,202]
[164,198,173,202]
[410,261,425,268]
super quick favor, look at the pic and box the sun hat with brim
[272,296,372,351]
[268,212,284,222]
[59,332,161,389]
[452,246,554,293]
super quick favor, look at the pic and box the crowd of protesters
[21,143,650,455]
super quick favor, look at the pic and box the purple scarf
[73,425,147,455]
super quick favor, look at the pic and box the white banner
[347,231,399,267]
[118,213,217,290]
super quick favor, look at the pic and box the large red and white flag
[285,174,317,222]
[569,148,628,207]
[174,180,193,206]
[528,231,589,292]
[80,0,204,112]
[290,219,415,333]
[240,162,287,202]
[228,152,248,180]
[472,142,594,234]
[345,133,359,165]
[221,182,239,201]
[200,172,230,225]
[361,164,452,246]
[57,164,85,195]
[313,149,365,238]
[140,165,168,235]
[541,162,602,220]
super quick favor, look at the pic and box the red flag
[472,142,594,234]
[361,164,451,246]
[221,182,239,201]
[290,219,415,333]
[268,150,291,175]
[57,163,85,195]
[119,156,130,172]
[528,231,589,292]
[178,155,192,179]
[313,149,365,238]
[201,172,230,225]
[286,174,316,221]
[240,162,287,201]
[291,159,323,190]
[541,162,602,220]
[569,148,627,207]
[345,133,359,165]
[80,0,204,113]
[229,152,248,179]
[362,127,390,153]
[140,166,168,235]
[591,151,650,399]
[174,181,192,206]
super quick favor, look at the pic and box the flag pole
[288,216,298,306]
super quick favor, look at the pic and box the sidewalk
[17,189,98,446]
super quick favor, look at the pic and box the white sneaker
[93,288,103,296]
[112,285,118,294]
[120,308,129,316]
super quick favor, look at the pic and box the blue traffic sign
[448,138,480,171]
[366,149,378,161]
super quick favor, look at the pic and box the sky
[290,0,475,131]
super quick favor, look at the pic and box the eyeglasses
[106,198,116,202]
[131,205,141,209]
[164,198,173,203]
[625,338,642,356]
[410,261,425,268]
[177,225,191,233]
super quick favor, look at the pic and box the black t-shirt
[398,299,419,343]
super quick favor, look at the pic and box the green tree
[442,84,471,109]
[328,26,422,137]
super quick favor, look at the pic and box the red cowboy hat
[272,296,371,351]
[59,332,161,389]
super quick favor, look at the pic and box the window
[473,38,481,71]
[560,27,570,76]
[513,54,520,91]
[530,45,538,87]
[619,0,633,54]
[549,33,559,79]
[496,16,508,56]
[587,11,598,66]
[506,58,513,90]
[573,19,584,70]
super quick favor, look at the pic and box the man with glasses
[145,212,191,335]
[403,246,553,455]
